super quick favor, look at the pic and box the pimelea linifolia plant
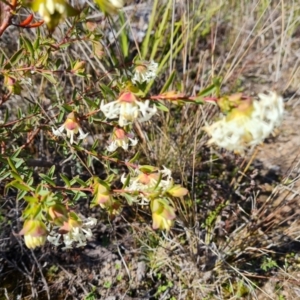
[0,0,284,250]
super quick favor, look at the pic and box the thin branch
[0,0,14,37]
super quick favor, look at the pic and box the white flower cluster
[47,217,97,250]
[204,92,284,153]
[38,0,66,24]
[101,92,157,127]
[132,61,158,84]
[121,166,173,205]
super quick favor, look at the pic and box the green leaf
[14,158,25,169]
[33,34,40,51]
[141,0,159,58]
[0,171,10,181]
[17,190,28,201]
[129,151,140,163]
[153,173,162,190]
[156,102,169,112]
[23,196,38,203]
[197,83,217,97]
[9,48,24,66]
[11,148,22,159]
[39,173,56,186]
[61,104,73,113]
[121,174,131,188]
[160,70,176,94]
[11,171,22,181]
[150,0,173,60]
[123,193,135,206]
[27,176,34,187]
[192,97,205,105]
[119,12,129,58]
[99,83,115,98]
[47,165,56,177]
[41,72,56,84]
[87,154,93,168]
[7,157,18,173]
[0,53,5,66]
[74,177,88,187]
[60,174,70,187]
[22,36,35,59]
[73,191,87,202]
[9,180,31,192]
[54,58,63,70]
[139,165,158,173]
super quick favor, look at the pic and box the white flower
[107,128,138,152]
[84,217,97,227]
[38,0,66,24]
[107,137,138,152]
[254,92,284,127]
[161,166,172,179]
[47,233,61,246]
[204,92,284,153]
[48,217,97,249]
[132,61,158,84]
[101,92,157,127]
[109,0,124,9]
[121,167,173,205]
[52,112,88,144]
[205,116,252,153]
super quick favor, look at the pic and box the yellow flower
[167,185,188,197]
[151,199,176,231]
[93,0,124,15]
[31,0,78,30]
[24,235,47,249]
[92,181,112,208]
[20,220,48,249]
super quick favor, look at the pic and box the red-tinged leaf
[19,14,33,26]
[25,20,44,28]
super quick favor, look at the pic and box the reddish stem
[0,0,15,37]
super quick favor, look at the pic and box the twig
[0,0,14,37]
[30,250,50,300]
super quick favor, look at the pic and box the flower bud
[167,185,188,197]
[72,60,86,74]
[48,204,68,226]
[24,235,47,249]
[151,199,176,231]
[94,183,111,206]
[4,75,21,95]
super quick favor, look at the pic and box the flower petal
[52,124,65,136]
